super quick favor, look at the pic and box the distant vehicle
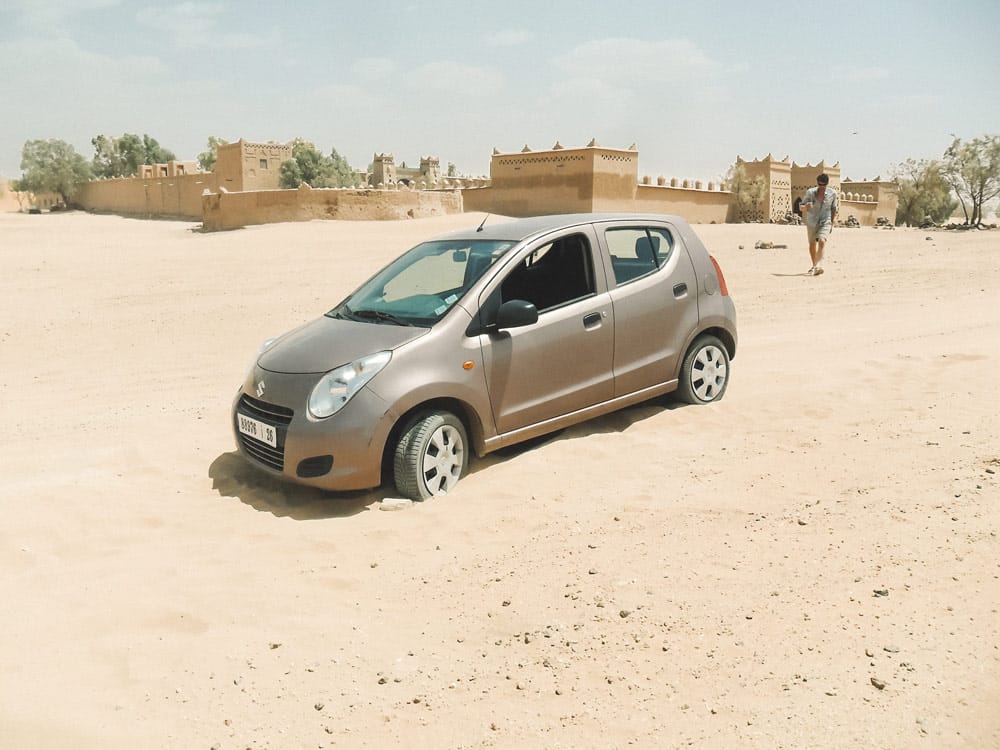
[233,213,737,500]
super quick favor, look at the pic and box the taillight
[709,255,729,296]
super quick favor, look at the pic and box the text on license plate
[238,414,277,447]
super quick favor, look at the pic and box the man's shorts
[807,222,832,242]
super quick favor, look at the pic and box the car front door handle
[583,312,602,328]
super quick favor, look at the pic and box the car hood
[257,315,428,374]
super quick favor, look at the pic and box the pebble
[619,610,632,619]
[870,677,887,690]
[873,589,889,597]
[380,497,413,511]
[883,645,900,653]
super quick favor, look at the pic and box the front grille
[235,395,294,472]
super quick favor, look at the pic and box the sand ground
[1,211,998,749]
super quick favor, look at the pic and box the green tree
[892,159,956,226]
[198,136,228,172]
[91,134,129,178]
[942,135,1000,226]
[279,139,356,188]
[327,146,355,187]
[92,133,177,177]
[15,139,92,205]
[725,162,767,222]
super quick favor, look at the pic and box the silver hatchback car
[233,213,736,499]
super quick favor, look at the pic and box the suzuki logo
[256,381,266,398]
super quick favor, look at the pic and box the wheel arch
[379,397,486,484]
[694,325,736,360]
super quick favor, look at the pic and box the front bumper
[232,367,394,491]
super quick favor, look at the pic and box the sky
[2,0,998,184]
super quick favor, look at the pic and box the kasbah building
[2,137,898,231]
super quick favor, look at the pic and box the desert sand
[1,210,998,749]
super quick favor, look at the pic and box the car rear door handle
[583,312,603,328]
[673,282,688,298]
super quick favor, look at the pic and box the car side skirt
[483,378,678,453]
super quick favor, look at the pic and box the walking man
[800,173,839,276]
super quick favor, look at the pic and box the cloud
[405,61,505,96]
[486,29,535,47]
[841,65,891,82]
[351,57,397,81]
[135,2,277,49]
[0,35,168,84]
[553,37,721,89]
[6,0,124,34]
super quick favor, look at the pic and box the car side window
[605,227,675,284]
[499,233,595,312]
[648,227,674,265]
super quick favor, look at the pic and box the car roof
[432,213,692,244]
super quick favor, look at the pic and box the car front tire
[677,335,730,404]
[393,410,469,500]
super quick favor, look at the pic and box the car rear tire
[676,335,730,404]
[393,410,469,500]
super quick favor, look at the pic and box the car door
[597,221,700,396]
[476,227,614,436]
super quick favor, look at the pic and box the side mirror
[495,299,538,329]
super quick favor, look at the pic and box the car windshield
[328,239,516,326]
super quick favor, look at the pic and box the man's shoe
[813,267,825,276]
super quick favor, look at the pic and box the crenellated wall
[634,183,731,223]
[791,161,841,198]
[475,142,637,216]
[1,182,61,211]
[75,139,291,219]
[78,170,218,219]
[840,178,898,224]
[201,183,463,231]
[462,140,731,222]
[736,155,794,222]
[215,139,291,192]
[733,155,903,225]
[838,195,880,226]
[24,136,899,228]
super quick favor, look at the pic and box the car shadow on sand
[210,396,684,520]
[209,452,381,519]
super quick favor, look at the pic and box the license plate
[237,414,277,447]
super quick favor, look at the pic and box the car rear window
[604,227,675,285]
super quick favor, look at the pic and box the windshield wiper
[349,308,414,326]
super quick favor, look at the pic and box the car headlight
[308,351,391,418]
